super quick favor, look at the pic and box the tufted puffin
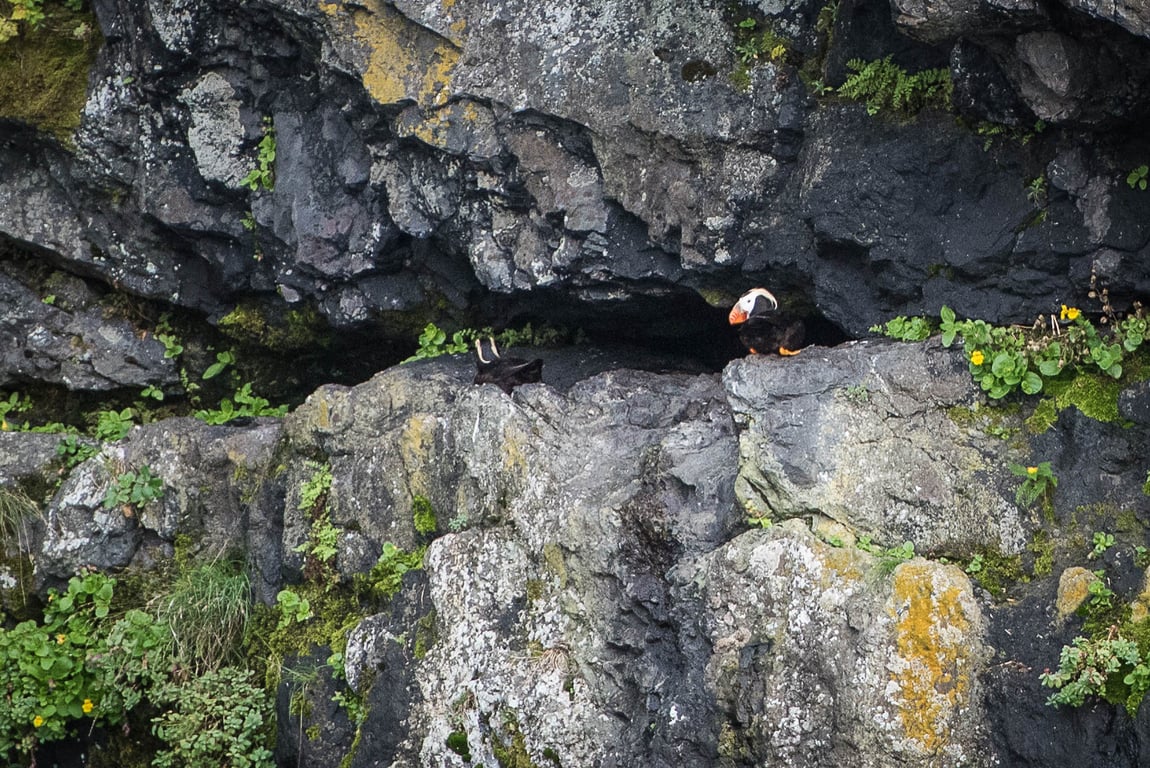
[728,288,805,356]
[473,338,544,394]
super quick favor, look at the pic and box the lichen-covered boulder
[693,520,991,767]
[724,339,1027,554]
[34,417,284,593]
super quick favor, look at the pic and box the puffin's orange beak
[729,306,748,326]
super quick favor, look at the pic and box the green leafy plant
[156,331,184,359]
[733,18,789,65]
[194,382,289,425]
[1086,571,1115,610]
[9,0,46,30]
[355,542,426,602]
[1089,532,1116,561]
[746,512,773,529]
[1128,165,1149,191]
[402,323,472,363]
[966,553,984,574]
[1026,174,1048,206]
[840,383,870,403]
[0,573,167,761]
[1136,545,1150,569]
[1009,462,1056,509]
[973,119,1045,151]
[838,56,952,116]
[140,384,165,401]
[151,667,275,768]
[203,349,236,380]
[56,433,98,469]
[878,541,916,572]
[871,315,933,341]
[241,116,276,192]
[0,391,31,431]
[92,407,135,441]
[275,588,313,629]
[936,302,1148,400]
[103,465,164,512]
[294,461,340,586]
[1040,628,1150,716]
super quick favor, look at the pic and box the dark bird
[473,338,544,394]
[728,287,805,356]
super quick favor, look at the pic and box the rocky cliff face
[3,0,1150,766]
[3,343,1150,766]
[3,0,1150,382]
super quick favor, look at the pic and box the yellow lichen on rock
[887,562,981,757]
[1130,568,1150,623]
[400,414,437,496]
[318,0,460,108]
[1055,566,1097,621]
[395,101,488,152]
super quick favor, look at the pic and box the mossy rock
[0,4,102,144]
[217,299,331,353]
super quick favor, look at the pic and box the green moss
[525,578,545,602]
[413,609,438,660]
[0,3,101,143]
[247,582,362,691]
[1025,397,1059,434]
[717,720,750,762]
[1114,507,1146,536]
[945,401,1022,440]
[967,549,1027,599]
[1026,367,1139,433]
[217,300,330,353]
[446,730,472,761]
[412,494,438,537]
[1028,529,1054,578]
[338,720,364,768]
[541,543,567,589]
[492,714,539,768]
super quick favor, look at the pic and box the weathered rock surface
[3,0,1150,390]
[726,339,1027,553]
[3,343,1148,766]
[3,0,1150,764]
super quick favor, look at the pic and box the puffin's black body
[729,288,805,355]
[473,338,544,394]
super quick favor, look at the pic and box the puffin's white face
[729,288,778,325]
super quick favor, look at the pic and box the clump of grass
[151,555,251,676]
[0,486,39,549]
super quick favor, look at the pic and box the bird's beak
[728,306,748,326]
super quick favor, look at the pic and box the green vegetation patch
[964,549,1026,599]
[217,300,331,353]
[837,56,952,116]
[0,0,102,143]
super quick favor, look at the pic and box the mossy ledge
[0,1,102,144]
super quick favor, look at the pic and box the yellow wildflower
[56,634,66,645]
[1026,466,1038,476]
[32,716,44,728]
[82,699,94,714]
[970,350,985,366]
[1060,304,1081,321]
